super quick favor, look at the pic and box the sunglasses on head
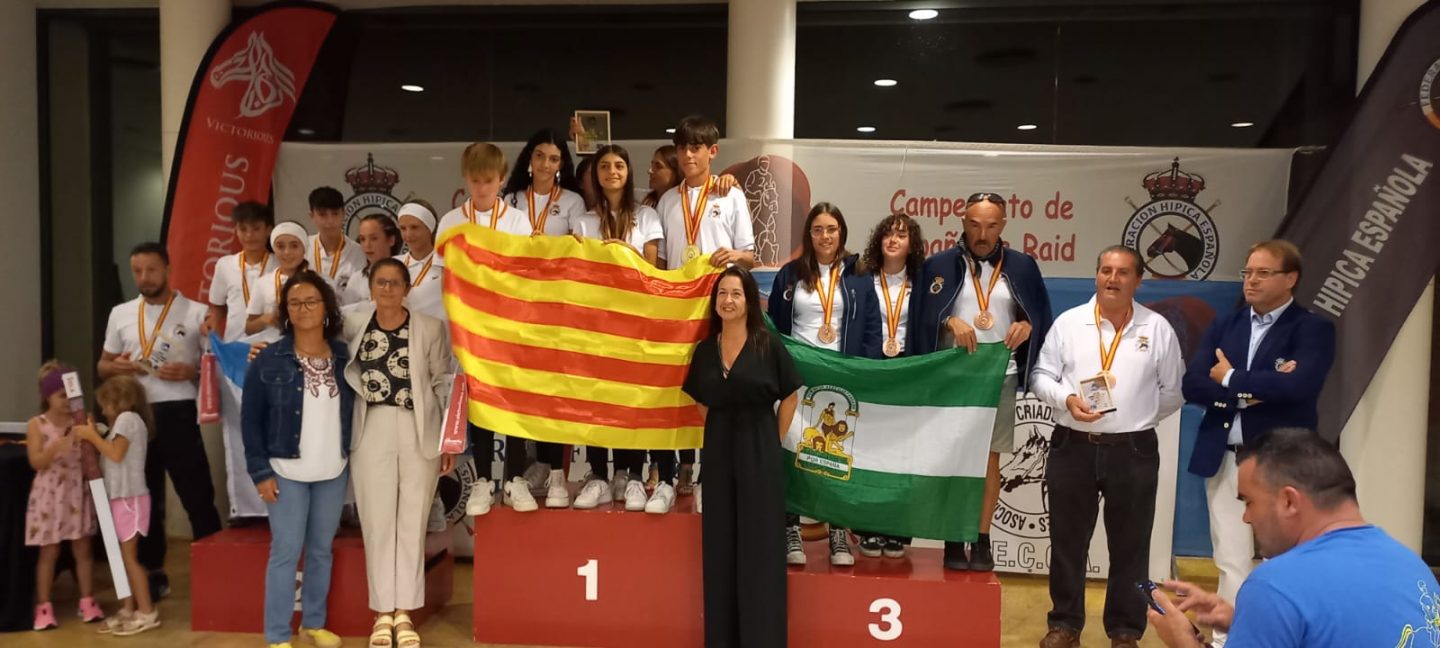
[967,192,1005,206]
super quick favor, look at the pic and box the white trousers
[1205,449,1255,647]
[352,405,441,612]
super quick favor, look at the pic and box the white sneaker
[828,527,855,566]
[786,525,806,565]
[545,469,570,508]
[573,478,610,509]
[466,478,494,516]
[623,480,648,511]
[645,483,676,514]
[504,477,538,512]
[609,472,630,502]
[523,462,551,491]
[695,482,702,514]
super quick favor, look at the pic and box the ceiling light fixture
[874,79,898,87]
[1016,124,1038,131]
[856,126,877,133]
[400,84,425,93]
[1231,121,1255,128]
[909,9,938,20]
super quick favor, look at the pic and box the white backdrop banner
[274,139,1294,575]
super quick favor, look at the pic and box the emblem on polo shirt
[209,31,297,119]
[1121,158,1221,280]
[342,153,403,239]
[929,277,944,294]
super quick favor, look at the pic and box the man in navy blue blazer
[1181,239,1335,647]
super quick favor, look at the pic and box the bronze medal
[883,337,901,357]
[974,309,995,330]
[818,323,837,345]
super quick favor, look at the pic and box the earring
[324,316,330,327]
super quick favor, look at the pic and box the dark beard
[139,284,166,299]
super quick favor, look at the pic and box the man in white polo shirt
[98,242,222,597]
[307,186,367,305]
[1029,245,1185,648]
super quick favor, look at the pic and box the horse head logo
[209,31,297,118]
[999,429,1049,497]
[1145,223,1206,274]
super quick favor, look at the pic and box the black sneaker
[943,541,970,571]
[882,537,907,559]
[857,535,883,558]
[148,571,170,601]
[970,535,995,571]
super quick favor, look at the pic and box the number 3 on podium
[576,559,599,601]
[868,597,903,640]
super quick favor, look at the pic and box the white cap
[270,221,308,248]
[397,202,436,232]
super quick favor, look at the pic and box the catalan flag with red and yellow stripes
[438,224,721,449]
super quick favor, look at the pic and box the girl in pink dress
[26,361,101,630]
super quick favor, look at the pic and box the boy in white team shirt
[436,143,515,244]
[657,115,756,270]
[203,201,276,520]
[205,201,276,343]
[306,187,367,305]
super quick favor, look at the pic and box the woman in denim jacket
[241,270,353,648]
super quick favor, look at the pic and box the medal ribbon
[681,175,715,247]
[408,253,436,287]
[880,272,908,342]
[967,253,1005,315]
[816,262,842,332]
[313,238,346,279]
[239,251,268,306]
[137,292,176,361]
[527,186,561,234]
[1093,301,1132,376]
[465,198,507,229]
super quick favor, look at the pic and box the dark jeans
[1045,426,1159,638]
[139,400,222,575]
[583,447,645,481]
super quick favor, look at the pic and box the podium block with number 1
[473,496,1000,647]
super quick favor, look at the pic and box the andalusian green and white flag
[781,339,1010,542]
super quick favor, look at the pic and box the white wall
[0,0,41,422]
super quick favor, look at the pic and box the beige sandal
[369,614,394,648]
[394,612,420,648]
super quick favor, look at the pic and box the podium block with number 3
[473,500,1000,647]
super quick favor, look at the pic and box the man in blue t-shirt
[1148,428,1440,648]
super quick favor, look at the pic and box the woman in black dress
[683,266,801,648]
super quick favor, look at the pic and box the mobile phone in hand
[1136,580,1166,615]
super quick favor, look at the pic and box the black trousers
[703,421,785,647]
[582,447,646,481]
[1045,426,1159,638]
[467,423,530,482]
[139,400,222,574]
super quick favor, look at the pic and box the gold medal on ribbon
[313,238,346,279]
[239,251,268,306]
[466,198,507,229]
[879,271,908,358]
[684,245,700,262]
[1093,302,1132,389]
[968,253,1004,331]
[408,253,436,287]
[680,176,715,260]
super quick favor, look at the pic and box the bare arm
[77,424,131,463]
[98,350,139,380]
[26,419,72,471]
[777,392,799,441]
[643,241,660,267]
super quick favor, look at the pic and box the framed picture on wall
[573,110,611,154]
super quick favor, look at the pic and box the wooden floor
[4,539,1217,647]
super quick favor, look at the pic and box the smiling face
[714,275,746,323]
[809,212,842,264]
[284,281,326,334]
[272,235,306,272]
[677,143,717,183]
[398,216,433,257]
[881,222,911,266]
[597,152,628,194]
[530,143,563,185]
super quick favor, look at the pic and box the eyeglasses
[1239,268,1291,280]
[967,192,1006,207]
[288,299,324,311]
[373,278,404,290]
[810,226,841,237]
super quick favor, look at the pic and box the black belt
[1053,426,1154,446]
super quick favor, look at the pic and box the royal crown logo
[209,31,297,119]
[342,153,403,238]
[1121,158,1222,280]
